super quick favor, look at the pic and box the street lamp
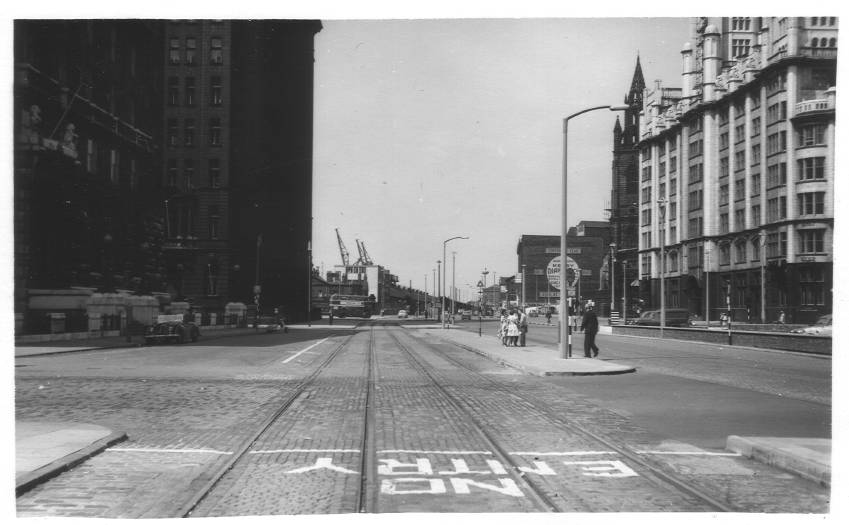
[609,243,616,322]
[442,236,468,328]
[560,104,629,359]
[521,264,527,313]
[437,260,441,322]
[621,260,628,325]
[759,230,767,323]
[657,197,667,336]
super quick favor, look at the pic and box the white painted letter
[518,461,557,476]
[286,457,358,474]
[561,460,639,478]
[449,478,525,497]
[381,478,446,495]
[378,458,433,476]
[438,459,507,475]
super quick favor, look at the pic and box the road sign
[546,256,581,291]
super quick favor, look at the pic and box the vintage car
[256,315,288,333]
[145,314,200,344]
[397,309,408,319]
[790,314,832,336]
[460,310,472,320]
[631,308,692,327]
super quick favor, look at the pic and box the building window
[719,109,730,126]
[670,178,677,195]
[766,73,786,95]
[669,224,677,241]
[767,162,787,188]
[752,238,761,261]
[766,233,780,258]
[688,217,703,237]
[86,139,98,174]
[719,213,729,234]
[641,165,652,182]
[185,77,196,106]
[642,146,652,160]
[183,159,194,191]
[719,184,729,206]
[720,132,729,150]
[799,267,826,306]
[641,208,652,226]
[798,157,826,180]
[169,37,180,64]
[211,76,223,106]
[767,101,788,124]
[734,150,746,171]
[688,163,703,184]
[690,118,702,133]
[751,173,761,196]
[641,186,652,204]
[209,205,220,239]
[799,124,826,147]
[659,161,666,178]
[735,208,745,228]
[641,254,651,277]
[719,244,731,265]
[751,95,761,110]
[209,117,222,146]
[751,117,760,137]
[735,240,747,263]
[735,179,746,201]
[735,124,746,143]
[641,231,651,247]
[798,192,825,215]
[109,149,119,184]
[167,118,179,147]
[767,131,787,155]
[751,144,760,165]
[669,157,677,174]
[669,201,677,217]
[767,196,787,222]
[168,76,179,106]
[799,229,825,253]
[167,159,178,187]
[210,37,223,64]
[669,139,677,152]
[732,17,751,31]
[688,189,703,211]
[752,204,761,225]
[732,38,751,57]
[209,158,221,188]
[186,37,197,65]
[689,138,703,158]
[720,157,730,178]
[184,118,195,147]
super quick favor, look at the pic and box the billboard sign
[546,255,581,291]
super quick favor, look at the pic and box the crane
[335,228,350,267]
[359,241,373,265]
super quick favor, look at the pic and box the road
[456,319,831,449]
[15,322,830,516]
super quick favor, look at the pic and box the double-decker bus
[329,294,375,318]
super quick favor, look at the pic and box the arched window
[830,38,837,47]
[735,240,747,264]
[668,251,679,273]
[811,38,819,48]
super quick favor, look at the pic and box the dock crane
[335,228,351,266]
[355,239,373,266]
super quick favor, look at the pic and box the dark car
[145,314,200,344]
[256,315,288,333]
[632,308,691,327]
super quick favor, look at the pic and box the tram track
[178,323,374,517]
[400,326,737,512]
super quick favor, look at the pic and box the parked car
[791,314,832,336]
[145,314,200,344]
[632,308,692,327]
[256,315,287,333]
[460,310,472,320]
[397,309,408,319]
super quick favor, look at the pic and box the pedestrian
[778,310,786,325]
[506,309,521,346]
[519,309,529,347]
[545,309,552,325]
[499,309,508,346]
[580,305,600,358]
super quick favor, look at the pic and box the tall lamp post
[442,236,468,328]
[609,243,616,322]
[521,264,527,313]
[759,230,767,323]
[657,197,667,336]
[622,260,628,324]
[437,260,441,322]
[560,104,629,359]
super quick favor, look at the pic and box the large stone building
[14,20,166,333]
[161,20,322,322]
[638,17,836,324]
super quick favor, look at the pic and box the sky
[312,18,693,298]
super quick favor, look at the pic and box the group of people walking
[498,304,602,358]
[499,309,528,347]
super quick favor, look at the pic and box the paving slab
[16,421,127,496]
[410,326,636,376]
[726,436,831,487]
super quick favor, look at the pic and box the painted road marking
[250,448,361,454]
[379,449,493,455]
[634,450,742,456]
[281,337,329,364]
[512,451,617,456]
[106,447,233,455]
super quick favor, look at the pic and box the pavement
[14,319,831,496]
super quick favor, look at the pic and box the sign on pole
[546,256,580,291]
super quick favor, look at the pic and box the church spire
[629,55,645,97]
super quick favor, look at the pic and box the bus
[329,294,375,318]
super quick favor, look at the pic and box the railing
[795,98,832,115]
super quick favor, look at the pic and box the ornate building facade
[638,17,836,323]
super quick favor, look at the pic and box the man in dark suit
[580,305,600,358]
